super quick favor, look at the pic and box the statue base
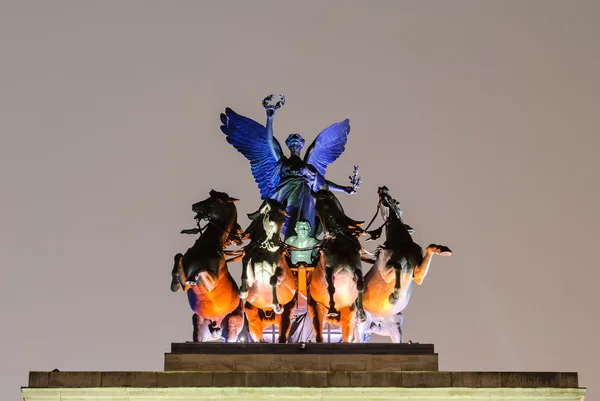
[165,342,439,372]
[23,342,585,400]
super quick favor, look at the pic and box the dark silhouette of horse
[308,190,366,342]
[359,186,451,343]
[240,199,296,343]
[170,190,245,342]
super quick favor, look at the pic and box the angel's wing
[220,108,283,199]
[304,119,350,177]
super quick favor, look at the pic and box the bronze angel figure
[220,94,357,238]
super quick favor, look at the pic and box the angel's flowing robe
[271,155,325,238]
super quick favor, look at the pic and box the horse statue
[308,190,366,342]
[240,199,297,343]
[359,186,451,343]
[170,190,245,342]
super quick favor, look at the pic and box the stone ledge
[28,371,580,388]
[170,342,435,355]
[21,386,587,401]
[164,353,439,372]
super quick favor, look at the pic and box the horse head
[370,186,414,241]
[376,186,402,221]
[245,199,288,244]
[192,189,238,222]
[314,190,363,238]
[190,190,243,247]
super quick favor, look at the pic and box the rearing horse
[308,190,366,343]
[359,186,451,343]
[170,190,245,342]
[240,199,296,343]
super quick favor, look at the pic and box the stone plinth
[165,343,439,372]
[21,342,586,401]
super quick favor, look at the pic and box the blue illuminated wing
[304,119,350,176]
[220,108,282,199]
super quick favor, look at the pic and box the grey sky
[1,1,598,400]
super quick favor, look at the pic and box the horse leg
[339,306,356,343]
[388,263,401,304]
[354,268,366,322]
[325,266,339,319]
[193,314,211,342]
[244,302,264,342]
[381,313,403,343]
[240,257,250,300]
[308,298,325,343]
[208,319,222,339]
[192,313,199,342]
[270,267,284,314]
[171,254,182,292]
[277,298,296,343]
[355,311,372,343]
[396,312,404,343]
[413,244,452,285]
[225,300,244,342]
[389,257,409,304]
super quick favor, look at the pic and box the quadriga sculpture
[240,199,297,343]
[359,186,451,343]
[308,190,366,342]
[170,190,245,342]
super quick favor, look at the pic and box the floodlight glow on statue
[220,94,359,238]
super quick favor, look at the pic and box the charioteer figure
[285,220,319,265]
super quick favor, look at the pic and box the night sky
[1,2,599,400]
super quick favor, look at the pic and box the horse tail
[171,253,183,292]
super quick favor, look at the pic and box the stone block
[401,362,437,371]
[101,372,157,387]
[283,371,328,387]
[28,372,49,388]
[268,354,327,371]
[165,353,238,371]
[210,355,237,371]
[450,372,501,387]
[165,350,440,373]
[246,371,284,387]
[164,354,193,371]
[370,371,403,387]
[500,372,559,387]
[349,371,372,387]
[328,354,368,371]
[213,371,246,387]
[326,371,351,387]
[156,372,214,387]
[370,354,439,372]
[557,372,579,388]
[48,371,101,387]
[402,372,452,387]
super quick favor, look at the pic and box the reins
[363,200,382,232]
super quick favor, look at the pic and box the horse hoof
[327,310,340,319]
[239,290,248,299]
[389,293,399,305]
[170,280,180,292]
[370,322,382,333]
[273,304,284,314]
[357,310,367,323]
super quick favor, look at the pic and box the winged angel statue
[220,95,357,238]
